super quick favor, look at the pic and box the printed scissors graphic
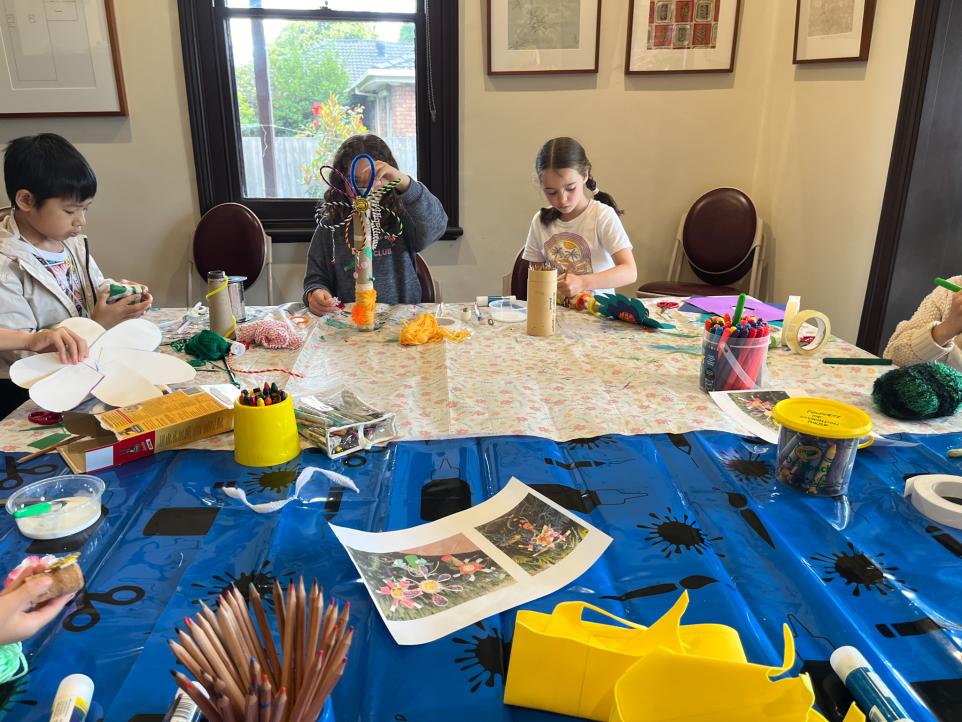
[63,585,145,632]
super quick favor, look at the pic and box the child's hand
[26,327,89,364]
[934,291,962,345]
[354,160,411,193]
[558,273,589,299]
[307,288,340,316]
[91,290,153,328]
[0,561,75,645]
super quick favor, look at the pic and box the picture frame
[793,0,876,64]
[625,0,741,74]
[487,0,602,75]
[0,0,127,117]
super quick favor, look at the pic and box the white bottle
[49,674,94,722]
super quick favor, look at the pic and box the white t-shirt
[522,200,632,296]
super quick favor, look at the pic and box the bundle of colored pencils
[168,578,352,722]
[701,313,770,392]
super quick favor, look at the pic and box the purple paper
[686,295,785,322]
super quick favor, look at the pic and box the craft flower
[378,577,423,613]
[591,294,674,330]
[442,555,493,582]
[10,317,196,412]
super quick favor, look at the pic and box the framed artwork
[793,0,876,63]
[487,0,602,75]
[625,0,741,74]
[0,0,127,117]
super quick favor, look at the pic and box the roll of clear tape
[904,474,962,529]
[784,309,831,355]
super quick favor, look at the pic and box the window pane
[226,1,416,12]
[229,17,417,198]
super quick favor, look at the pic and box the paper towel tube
[527,269,557,337]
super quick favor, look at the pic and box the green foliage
[398,23,415,43]
[301,93,368,198]
[234,21,377,136]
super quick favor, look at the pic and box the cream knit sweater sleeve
[882,275,962,371]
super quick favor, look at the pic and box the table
[0,303,960,721]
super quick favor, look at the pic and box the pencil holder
[233,394,300,467]
[699,331,769,392]
[526,268,557,337]
[771,398,873,496]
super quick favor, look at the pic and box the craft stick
[15,434,82,465]
[269,689,287,722]
[250,585,282,687]
[172,670,222,722]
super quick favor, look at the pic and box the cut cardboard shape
[10,318,195,412]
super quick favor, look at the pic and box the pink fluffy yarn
[235,319,302,350]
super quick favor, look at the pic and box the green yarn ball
[184,330,231,361]
[872,361,962,420]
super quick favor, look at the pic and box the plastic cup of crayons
[233,383,301,467]
[771,398,873,496]
[699,315,770,392]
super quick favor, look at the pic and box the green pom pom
[872,361,962,420]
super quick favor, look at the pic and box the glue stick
[830,646,912,722]
[49,673,94,722]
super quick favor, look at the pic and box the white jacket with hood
[0,207,105,377]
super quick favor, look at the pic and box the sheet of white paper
[58,317,107,346]
[92,358,163,407]
[708,389,801,444]
[329,478,612,645]
[28,362,104,412]
[9,352,66,388]
[92,318,161,353]
[100,348,196,385]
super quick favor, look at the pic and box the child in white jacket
[883,275,962,370]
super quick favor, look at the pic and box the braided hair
[534,137,622,225]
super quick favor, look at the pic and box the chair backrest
[415,253,436,304]
[509,248,530,301]
[682,188,758,287]
[192,203,266,290]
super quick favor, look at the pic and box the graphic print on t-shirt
[34,251,85,316]
[544,232,592,275]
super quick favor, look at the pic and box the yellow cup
[233,394,301,467]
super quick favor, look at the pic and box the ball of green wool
[872,361,962,420]
[184,329,231,361]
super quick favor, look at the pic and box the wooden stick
[15,434,83,465]
[171,669,222,722]
[250,584,282,687]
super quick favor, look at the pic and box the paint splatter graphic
[721,451,773,484]
[453,621,510,693]
[191,560,291,607]
[811,542,912,597]
[638,508,723,558]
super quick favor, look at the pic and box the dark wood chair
[415,253,440,303]
[189,202,273,303]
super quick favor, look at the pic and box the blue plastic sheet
[1,430,961,721]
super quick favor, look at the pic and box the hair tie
[590,185,601,197]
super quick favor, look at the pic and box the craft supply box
[59,389,234,473]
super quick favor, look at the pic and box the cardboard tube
[527,269,557,337]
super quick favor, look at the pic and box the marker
[13,500,68,518]
[830,646,913,722]
[935,277,962,293]
[822,357,893,366]
[162,687,202,722]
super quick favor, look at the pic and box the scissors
[63,584,145,632]
[1,454,59,491]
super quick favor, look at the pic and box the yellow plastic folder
[503,593,865,722]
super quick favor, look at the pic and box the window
[178,0,459,242]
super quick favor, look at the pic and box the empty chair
[188,202,273,304]
[637,188,764,298]
[415,253,441,303]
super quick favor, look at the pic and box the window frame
[177,0,460,242]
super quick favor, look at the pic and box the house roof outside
[333,38,414,89]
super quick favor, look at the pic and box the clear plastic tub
[490,299,527,323]
[5,474,105,539]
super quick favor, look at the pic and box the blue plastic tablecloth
[0,429,960,721]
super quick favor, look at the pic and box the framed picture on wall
[487,0,602,75]
[793,0,876,63]
[0,0,127,117]
[625,0,741,74]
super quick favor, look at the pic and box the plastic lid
[771,398,873,439]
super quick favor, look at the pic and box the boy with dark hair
[0,133,151,417]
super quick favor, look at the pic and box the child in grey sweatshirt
[303,134,447,312]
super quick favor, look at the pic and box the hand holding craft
[932,286,962,345]
[25,326,88,365]
[0,557,79,645]
[352,158,410,194]
[558,271,588,298]
[91,288,153,328]
[307,288,340,316]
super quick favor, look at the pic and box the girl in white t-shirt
[523,137,637,299]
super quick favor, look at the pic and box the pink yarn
[236,319,302,350]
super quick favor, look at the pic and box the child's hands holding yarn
[933,290,962,346]
[0,559,75,645]
[308,288,340,316]
[91,288,153,328]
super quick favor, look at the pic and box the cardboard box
[59,388,234,473]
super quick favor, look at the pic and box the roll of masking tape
[782,295,800,348]
[784,309,831,355]
[904,474,962,529]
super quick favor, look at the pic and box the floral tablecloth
[2,301,959,453]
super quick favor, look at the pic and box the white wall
[0,0,915,342]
